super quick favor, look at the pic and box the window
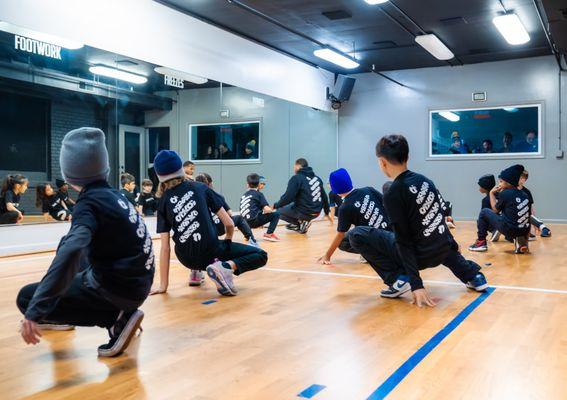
[429,104,541,158]
[148,127,170,162]
[189,121,260,162]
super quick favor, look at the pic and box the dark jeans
[16,273,120,328]
[278,203,318,225]
[0,211,19,224]
[177,240,267,276]
[477,208,528,240]
[247,211,280,234]
[348,226,480,286]
[216,215,255,240]
[338,230,358,254]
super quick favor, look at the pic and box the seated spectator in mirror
[205,145,218,160]
[449,131,469,154]
[499,132,514,153]
[476,139,493,154]
[515,130,538,153]
[219,143,233,159]
[244,144,256,159]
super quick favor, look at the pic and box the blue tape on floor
[298,384,326,398]
[202,300,217,305]
[367,287,496,400]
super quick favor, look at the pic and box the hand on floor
[317,255,332,265]
[20,319,42,345]
[150,285,168,295]
[411,288,437,308]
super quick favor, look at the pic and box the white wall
[339,56,566,222]
[0,0,334,111]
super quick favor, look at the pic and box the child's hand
[317,255,332,265]
[411,288,437,308]
[150,284,168,295]
[20,319,42,345]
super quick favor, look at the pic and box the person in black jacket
[17,128,154,357]
[348,135,487,307]
[274,158,331,234]
[518,169,551,238]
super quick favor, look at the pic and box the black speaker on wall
[327,74,356,110]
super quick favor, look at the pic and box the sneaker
[541,227,551,237]
[38,323,75,331]
[263,233,281,242]
[298,220,312,234]
[98,310,144,357]
[528,233,537,242]
[286,224,299,231]
[466,273,488,292]
[189,270,205,286]
[380,275,411,298]
[489,230,501,242]
[206,261,237,296]
[248,238,261,248]
[468,239,488,252]
[514,236,529,254]
[446,217,456,229]
[359,255,368,263]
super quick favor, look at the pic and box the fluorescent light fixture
[313,48,360,69]
[492,14,530,45]
[415,34,454,60]
[364,0,389,4]
[0,21,83,49]
[439,111,460,122]
[89,65,147,84]
[153,66,208,84]
[503,107,518,112]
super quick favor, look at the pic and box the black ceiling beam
[532,0,564,70]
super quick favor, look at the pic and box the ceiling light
[364,0,389,4]
[154,66,208,84]
[415,34,454,60]
[0,21,83,49]
[439,111,460,122]
[89,65,147,84]
[492,14,530,45]
[313,48,360,69]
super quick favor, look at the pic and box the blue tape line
[298,384,326,398]
[202,300,217,305]
[367,287,495,400]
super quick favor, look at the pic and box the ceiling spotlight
[154,66,208,84]
[364,0,389,4]
[439,111,460,122]
[313,48,360,69]
[493,14,530,45]
[89,65,147,84]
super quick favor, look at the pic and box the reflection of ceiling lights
[89,65,147,84]
[415,34,454,60]
[0,21,84,49]
[313,48,360,69]
[493,14,530,45]
[154,67,208,84]
[503,107,518,112]
[364,0,389,4]
[439,111,460,122]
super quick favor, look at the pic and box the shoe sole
[466,283,489,292]
[98,310,144,357]
[189,282,203,287]
[38,324,75,331]
[380,284,411,298]
[468,247,488,252]
[515,246,529,254]
[263,237,280,242]
[206,265,237,296]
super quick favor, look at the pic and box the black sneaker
[98,310,144,357]
[286,224,299,231]
[380,275,411,298]
[468,239,488,252]
[540,227,551,237]
[489,230,501,242]
[298,220,312,234]
[514,236,529,254]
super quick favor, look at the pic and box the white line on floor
[263,267,567,295]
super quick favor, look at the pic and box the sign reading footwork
[14,35,62,60]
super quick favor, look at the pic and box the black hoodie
[275,167,330,216]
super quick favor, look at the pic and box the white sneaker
[206,261,238,296]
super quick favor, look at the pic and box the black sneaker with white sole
[490,230,501,242]
[298,220,312,234]
[286,224,299,231]
[98,310,144,357]
[380,275,411,298]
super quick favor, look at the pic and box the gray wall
[339,55,566,222]
[146,86,338,209]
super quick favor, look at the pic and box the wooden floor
[1,221,566,399]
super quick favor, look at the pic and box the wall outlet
[219,108,230,118]
[556,150,564,159]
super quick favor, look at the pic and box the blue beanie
[329,168,353,195]
[154,150,185,182]
[499,164,524,187]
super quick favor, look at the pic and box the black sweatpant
[16,273,120,328]
[0,211,20,225]
[278,204,317,226]
[477,209,528,240]
[216,215,255,241]
[177,240,267,276]
[338,230,358,254]
[348,226,480,287]
[247,211,280,234]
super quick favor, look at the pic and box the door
[118,125,146,186]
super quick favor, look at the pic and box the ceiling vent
[439,16,467,26]
[322,10,352,20]
[372,40,398,49]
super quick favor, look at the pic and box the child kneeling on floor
[150,150,267,296]
[17,127,155,357]
[469,164,531,254]
[348,134,487,307]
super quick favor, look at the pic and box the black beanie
[499,165,524,187]
[478,174,496,191]
[55,178,66,189]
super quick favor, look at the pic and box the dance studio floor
[1,221,566,399]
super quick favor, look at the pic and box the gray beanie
[60,127,110,186]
